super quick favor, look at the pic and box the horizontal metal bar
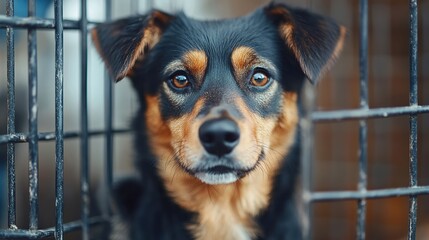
[310,186,429,202]
[0,16,100,29]
[0,129,130,144]
[312,105,429,122]
[0,217,107,239]
[5,105,426,142]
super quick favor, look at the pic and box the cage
[0,0,428,239]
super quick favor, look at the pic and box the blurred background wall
[0,0,428,239]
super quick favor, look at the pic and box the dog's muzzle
[192,117,242,184]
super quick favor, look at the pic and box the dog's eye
[250,72,270,87]
[170,74,191,89]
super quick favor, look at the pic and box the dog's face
[92,4,345,185]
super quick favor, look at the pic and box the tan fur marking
[183,50,208,82]
[279,23,347,81]
[152,10,172,26]
[91,29,103,60]
[333,26,347,60]
[234,93,298,173]
[278,23,309,78]
[231,47,257,72]
[266,6,291,18]
[311,25,347,81]
[126,27,162,78]
[124,25,162,79]
[122,11,172,80]
[279,23,295,53]
[325,25,347,71]
[145,91,299,239]
[231,46,257,79]
[269,92,299,157]
[144,95,173,158]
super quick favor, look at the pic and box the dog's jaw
[190,151,265,185]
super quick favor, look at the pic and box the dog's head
[92,4,345,185]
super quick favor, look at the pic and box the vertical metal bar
[301,84,315,240]
[147,0,154,10]
[104,0,113,218]
[54,0,64,239]
[28,0,39,231]
[6,0,17,230]
[302,2,313,239]
[408,0,418,239]
[80,0,90,239]
[131,0,139,14]
[357,0,368,239]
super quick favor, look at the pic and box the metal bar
[54,0,65,238]
[310,186,429,202]
[311,105,429,122]
[28,0,39,231]
[0,128,130,144]
[147,0,154,9]
[6,0,17,230]
[0,216,107,239]
[301,84,316,240]
[80,0,90,239]
[357,0,368,239]
[0,16,98,29]
[408,1,418,239]
[131,0,139,14]
[101,1,114,237]
[104,0,113,219]
[301,3,314,240]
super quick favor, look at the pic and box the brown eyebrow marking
[231,46,257,76]
[231,46,277,83]
[182,50,208,81]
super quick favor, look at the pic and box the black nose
[199,118,240,157]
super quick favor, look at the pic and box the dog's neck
[161,165,277,240]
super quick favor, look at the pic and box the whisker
[207,186,215,203]
[171,163,181,184]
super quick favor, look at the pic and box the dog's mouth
[193,165,248,185]
[205,165,238,175]
[178,150,265,185]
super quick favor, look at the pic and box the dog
[91,3,345,239]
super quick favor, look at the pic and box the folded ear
[264,3,346,83]
[91,11,174,82]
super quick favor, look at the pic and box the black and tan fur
[92,3,345,240]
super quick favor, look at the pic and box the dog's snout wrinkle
[199,103,243,120]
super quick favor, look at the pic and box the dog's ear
[265,4,346,83]
[91,11,173,82]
